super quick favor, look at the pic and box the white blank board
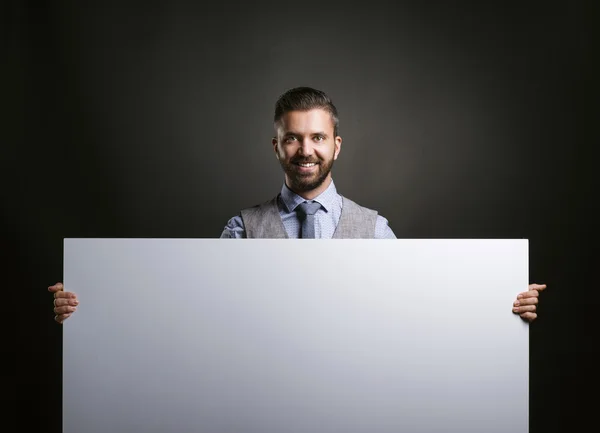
[64,239,528,433]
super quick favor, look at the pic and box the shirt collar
[280,179,338,213]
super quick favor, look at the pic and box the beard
[279,153,335,193]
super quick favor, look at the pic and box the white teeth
[299,163,316,167]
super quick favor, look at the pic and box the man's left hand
[513,283,547,322]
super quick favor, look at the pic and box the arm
[50,215,244,324]
[220,215,247,238]
[373,218,545,322]
[374,215,396,239]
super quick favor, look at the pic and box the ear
[272,137,279,159]
[333,136,342,160]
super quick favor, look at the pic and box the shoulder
[340,195,378,217]
[240,196,280,218]
[221,195,278,238]
[340,195,397,239]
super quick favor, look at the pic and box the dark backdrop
[3,1,596,432]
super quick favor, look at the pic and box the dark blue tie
[296,201,322,238]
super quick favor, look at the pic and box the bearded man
[50,87,546,322]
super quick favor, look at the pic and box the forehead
[276,108,335,135]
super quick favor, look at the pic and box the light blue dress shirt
[220,180,396,239]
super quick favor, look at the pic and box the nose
[298,138,314,156]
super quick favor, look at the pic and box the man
[49,87,546,321]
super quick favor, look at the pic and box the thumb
[48,282,64,292]
[530,283,547,292]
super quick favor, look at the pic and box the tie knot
[297,201,322,217]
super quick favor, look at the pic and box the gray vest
[240,196,378,238]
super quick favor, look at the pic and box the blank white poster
[63,239,528,433]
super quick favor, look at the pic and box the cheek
[319,145,337,159]
[285,146,302,159]
[275,143,287,156]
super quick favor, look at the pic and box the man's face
[273,108,342,195]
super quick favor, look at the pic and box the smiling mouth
[296,162,318,168]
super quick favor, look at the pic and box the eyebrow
[283,131,329,138]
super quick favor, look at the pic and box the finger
[529,283,547,292]
[54,291,77,299]
[513,305,536,314]
[48,282,64,292]
[54,313,72,323]
[517,290,540,299]
[53,298,79,307]
[54,305,77,315]
[520,312,537,322]
[514,297,538,307]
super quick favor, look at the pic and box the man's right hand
[48,282,79,323]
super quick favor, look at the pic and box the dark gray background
[2,0,595,432]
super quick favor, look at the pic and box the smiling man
[49,87,546,322]
[220,87,396,240]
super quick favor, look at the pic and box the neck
[286,175,333,200]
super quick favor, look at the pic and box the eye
[314,135,324,142]
[284,136,297,144]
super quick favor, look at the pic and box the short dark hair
[274,87,339,136]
